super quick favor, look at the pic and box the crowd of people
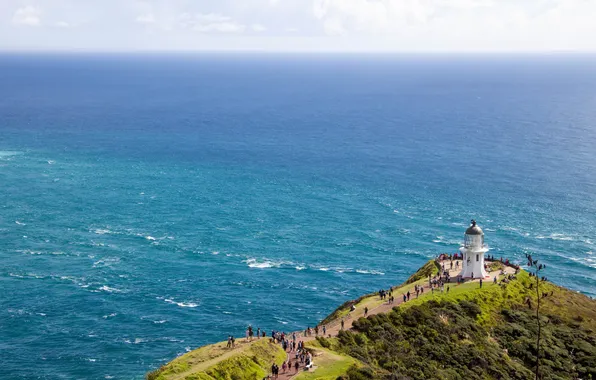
[229,254,524,379]
[225,325,324,379]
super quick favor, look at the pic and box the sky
[1,0,595,52]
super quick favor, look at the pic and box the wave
[103,313,118,319]
[355,269,385,275]
[93,228,113,235]
[500,226,520,232]
[16,249,43,255]
[93,257,121,268]
[536,233,574,241]
[9,272,45,279]
[15,221,26,226]
[242,258,387,276]
[244,258,282,269]
[569,256,596,269]
[433,236,460,245]
[123,338,149,345]
[0,150,23,160]
[99,285,124,293]
[161,298,199,308]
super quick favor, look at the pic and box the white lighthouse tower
[459,220,489,279]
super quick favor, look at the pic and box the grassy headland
[148,260,595,380]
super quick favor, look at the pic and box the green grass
[337,270,596,380]
[149,260,596,380]
[320,260,440,326]
[147,339,286,380]
[400,270,596,330]
[405,260,441,284]
[293,345,360,380]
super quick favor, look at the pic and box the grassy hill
[147,339,286,380]
[331,270,596,379]
[148,261,596,380]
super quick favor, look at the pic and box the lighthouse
[459,220,489,279]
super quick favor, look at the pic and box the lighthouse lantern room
[459,220,489,279]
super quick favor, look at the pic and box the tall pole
[535,272,540,380]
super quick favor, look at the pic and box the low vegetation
[334,271,596,379]
[147,339,286,380]
[293,343,360,380]
[321,260,440,326]
[148,261,596,380]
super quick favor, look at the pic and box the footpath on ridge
[149,258,518,380]
[274,258,515,380]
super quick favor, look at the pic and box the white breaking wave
[536,233,574,241]
[355,269,385,275]
[244,258,281,269]
[16,249,43,255]
[93,229,112,235]
[0,150,23,159]
[99,285,123,293]
[93,257,121,268]
[162,298,199,308]
[9,273,45,279]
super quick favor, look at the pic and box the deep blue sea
[1,54,595,379]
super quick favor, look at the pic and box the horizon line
[1,48,596,56]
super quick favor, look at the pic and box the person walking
[364,306,368,316]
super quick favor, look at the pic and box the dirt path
[274,259,515,379]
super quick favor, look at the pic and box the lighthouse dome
[465,220,483,235]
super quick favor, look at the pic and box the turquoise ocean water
[0,54,595,379]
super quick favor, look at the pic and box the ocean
[0,53,595,379]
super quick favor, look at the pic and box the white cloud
[179,13,246,33]
[12,6,42,27]
[54,21,71,28]
[136,13,155,24]
[251,23,267,32]
[322,17,345,36]
[1,0,595,51]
